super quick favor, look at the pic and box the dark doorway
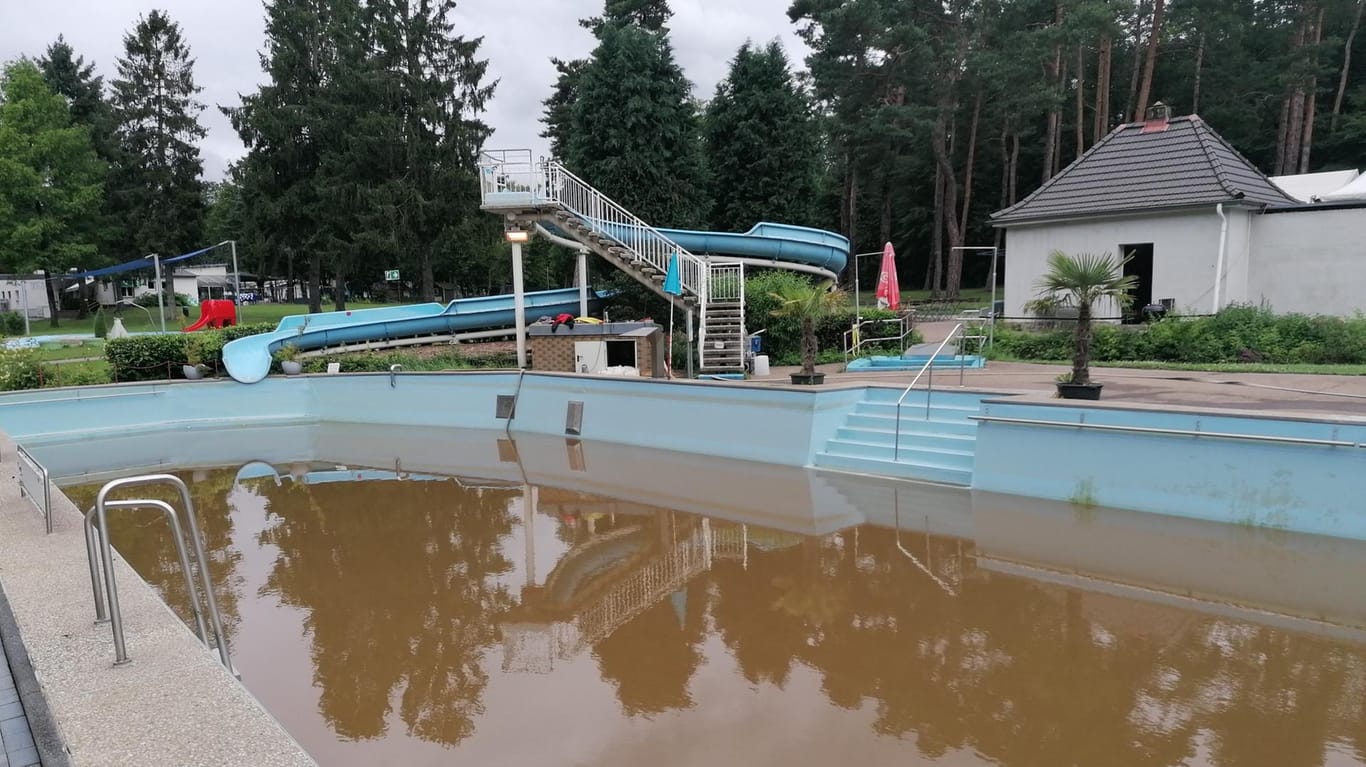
[1119,243,1153,323]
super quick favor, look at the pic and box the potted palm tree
[274,343,304,375]
[1025,251,1135,400]
[770,280,844,385]
[182,337,206,380]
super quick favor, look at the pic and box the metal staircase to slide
[479,151,746,373]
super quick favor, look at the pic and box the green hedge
[995,305,1366,365]
[105,322,276,381]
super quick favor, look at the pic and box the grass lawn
[26,302,396,337]
[990,353,1366,376]
[32,340,105,361]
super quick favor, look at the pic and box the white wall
[0,279,51,319]
[1249,208,1366,316]
[1001,209,1231,319]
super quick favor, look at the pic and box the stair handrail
[893,323,967,460]
[540,160,705,298]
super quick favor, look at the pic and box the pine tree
[0,61,105,327]
[565,19,708,228]
[39,36,121,316]
[705,41,821,232]
[110,9,208,316]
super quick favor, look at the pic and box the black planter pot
[1056,382,1103,400]
[790,372,826,385]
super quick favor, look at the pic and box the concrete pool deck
[0,435,317,767]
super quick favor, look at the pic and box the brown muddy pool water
[64,467,1366,767]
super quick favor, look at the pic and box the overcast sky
[1,0,811,180]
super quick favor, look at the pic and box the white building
[0,276,52,320]
[94,264,237,306]
[991,108,1366,319]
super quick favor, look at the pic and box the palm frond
[1032,250,1138,311]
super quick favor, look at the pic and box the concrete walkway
[0,642,38,767]
[750,320,1366,418]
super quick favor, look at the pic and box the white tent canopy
[1319,171,1366,201]
[1269,169,1360,202]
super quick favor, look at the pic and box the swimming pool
[1,371,1363,764]
[53,431,1366,767]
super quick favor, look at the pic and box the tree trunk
[1075,44,1086,160]
[1009,132,1021,205]
[1073,301,1093,384]
[927,163,944,294]
[1042,40,1062,183]
[1332,0,1365,131]
[960,92,982,237]
[333,269,346,312]
[800,316,816,375]
[841,160,859,245]
[932,113,965,300]
[1275,91,1293,175]
[1279,13,1310,175]
[1125,1,1145,121]
[1192,33,1205,114]
[1300,6,1325,173]
[420,250,435,303]
[45,276,60,329]
[308,253,322,314]
[1094,36,1112,141]
[1134,0,1166,121]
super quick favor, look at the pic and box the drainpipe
[1212,203,1229,314]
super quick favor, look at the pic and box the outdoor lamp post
[505,227,531,368]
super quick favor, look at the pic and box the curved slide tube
[658,222,849,274]
[222,286,607,384]
[576,219,849,274]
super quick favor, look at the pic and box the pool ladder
[84,474,236,674]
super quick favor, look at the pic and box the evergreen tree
[38,36,116,160]
[0,61,105,327]
[704,41,821,232]
[110,8,208,318]
[228,0,332,311]
[564,19,708,228]
[40,36,121,316]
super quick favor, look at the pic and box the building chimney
[1141,101,1171,133]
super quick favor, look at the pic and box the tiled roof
[991,115,1297,225]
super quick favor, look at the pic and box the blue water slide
[222,286,607,384]
[568,218,849,275]
[659,222,849,274]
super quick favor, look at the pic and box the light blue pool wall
[972,398,1366,538]
[4,373,1364,540]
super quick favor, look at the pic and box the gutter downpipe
[1213,203,1229,314]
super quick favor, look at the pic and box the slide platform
[222,286,607,384]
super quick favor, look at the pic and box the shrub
[104,322,275,381]
[0,312,26,336]
[0,348,42,391]
[93,309,109,338]
[745,271,912,363]
[134,292,193,308]
[997,305,1366,365]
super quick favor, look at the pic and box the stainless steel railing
[14,444,51,534]
[892,323,967,460]
[971,415,1366,448]
[85,474,235,673]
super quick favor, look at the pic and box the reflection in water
[65,467,1366,767]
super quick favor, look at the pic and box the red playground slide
[183,299,238,332]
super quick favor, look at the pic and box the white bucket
[753,355,770,376]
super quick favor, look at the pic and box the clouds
[0,0,809,179]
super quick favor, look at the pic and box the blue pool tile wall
[972,399,1366,539]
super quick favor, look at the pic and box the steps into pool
[814,388,987,485]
